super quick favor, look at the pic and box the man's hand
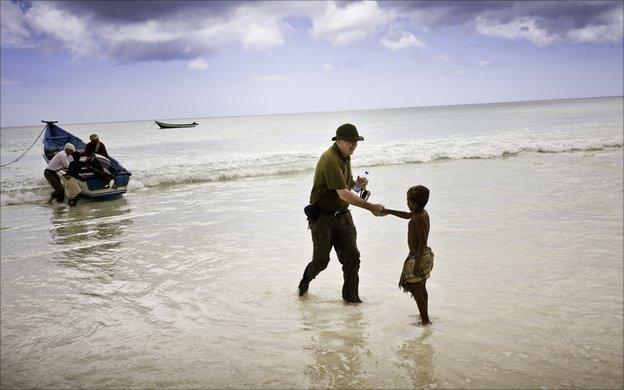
[336,189,386,217]
[369,204,385,216]
[355,176,368,190]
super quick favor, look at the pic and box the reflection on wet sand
[395,327,436,388]
[49,198,132,276]
[300,302,370,389]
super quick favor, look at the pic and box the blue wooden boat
[42,121,131,199]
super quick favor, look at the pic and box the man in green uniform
[298,123,385,303]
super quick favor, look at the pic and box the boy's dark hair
[408,185,429,208]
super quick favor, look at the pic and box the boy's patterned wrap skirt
[399,247,434,292]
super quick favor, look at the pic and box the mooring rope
[0,126,47,168]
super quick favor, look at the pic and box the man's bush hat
[332,123,364,142]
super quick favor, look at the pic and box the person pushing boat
[44,143,75,203]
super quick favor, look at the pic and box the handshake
[369,204,386,217]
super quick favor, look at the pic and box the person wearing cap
[298,123,385,303]
[83,133,116,187]
[84,134,109,159]
[44,143,75,203]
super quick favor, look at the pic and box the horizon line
[2,94,622,129]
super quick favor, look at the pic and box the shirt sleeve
[322,159,348,190]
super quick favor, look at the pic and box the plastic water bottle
[352,171,369,193]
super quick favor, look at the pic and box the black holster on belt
[304,204,320,228]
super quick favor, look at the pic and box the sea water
[1,97,622,388]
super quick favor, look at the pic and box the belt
[320,208,350,217]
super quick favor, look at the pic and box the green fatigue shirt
[310,144,356,212]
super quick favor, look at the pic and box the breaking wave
[126,135,623,188]
[1,134,621,206]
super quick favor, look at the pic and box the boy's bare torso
[408,209,429,257]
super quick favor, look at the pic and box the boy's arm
[382,208,412,219]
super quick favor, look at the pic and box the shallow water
[2,97,623,388]
[2,148,622,388]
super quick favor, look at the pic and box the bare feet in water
[417,315,431,326]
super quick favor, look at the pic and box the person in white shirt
[44,143,75,203]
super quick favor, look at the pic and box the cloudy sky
[1,0,622,127]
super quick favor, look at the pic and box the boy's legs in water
[410,281,430,325]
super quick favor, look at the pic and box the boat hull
[59,171,130,199]
[155,120,198,128]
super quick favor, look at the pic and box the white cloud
[190,6,290,52]
[0,1,32,47]
[477,60,491,67]
[2,2,293,61]
[187,57,209,72]
[240,21,285,51]
[475,16,560,47]
[380,29,425,52]
[24,2,98,59]
[310,1,393,45]
[434,54,451,62]
[323,63,334,71]
[104,20,182,45]
[4,1,621,64]
[567,12,623,44]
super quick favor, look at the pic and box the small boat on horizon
[42,121,131,200]
[155,120,199,129]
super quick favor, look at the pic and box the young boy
[382,185,433,325]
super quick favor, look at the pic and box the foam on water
[1,133,621,205]
[127,134,622,187]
